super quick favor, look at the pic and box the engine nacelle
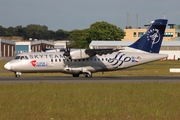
[70,49,91,60]
[63,67,81,74]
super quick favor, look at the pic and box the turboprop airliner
[4,19,168,78]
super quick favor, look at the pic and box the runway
[0,76,180,83]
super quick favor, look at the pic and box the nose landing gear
[14,72,21,78]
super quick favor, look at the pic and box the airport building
[123,24,180,41]
[0,38,68,57]
[1,22,180,60]
[89,41,180,60]
[89,23,180,60]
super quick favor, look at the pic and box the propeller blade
[40,40,46,52]
[63,41,71,57]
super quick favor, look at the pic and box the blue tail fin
[129,19,168,53]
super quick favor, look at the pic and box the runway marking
[0,76,180,83]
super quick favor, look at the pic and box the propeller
[63,41,71,57]
[40,40,46,52]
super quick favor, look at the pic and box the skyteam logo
[30,60,48,67]
[147,28,160,48]
[108,52,141,68]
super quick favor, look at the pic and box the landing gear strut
[14,72,21,78]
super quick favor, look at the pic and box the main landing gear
[72,74,80,77]
[14,72,21,78]
[72,72,92,78]
[84,72,92,78]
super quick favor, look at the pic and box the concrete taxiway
[0,76,180,83]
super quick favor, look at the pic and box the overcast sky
[0,0,180,31]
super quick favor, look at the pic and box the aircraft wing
[66,48,123,60]
[85,48,120,56]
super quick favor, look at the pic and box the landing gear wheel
[72,74,80,77]
[15,75,20,78]
[85,73,92,78]
[14,72,21,78]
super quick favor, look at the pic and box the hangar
[0,38,68,57]
[89,41,180,60]
[1,37,180,60]
[0,38,54,57]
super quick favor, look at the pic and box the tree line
[0,24,70,40]
[0,21,125,48]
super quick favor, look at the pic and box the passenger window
[14,56,21,59]
[25,56,29,59]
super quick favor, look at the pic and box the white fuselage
[5,48,168,75]
[4,19,168,78]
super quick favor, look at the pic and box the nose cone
[4,62,11,70]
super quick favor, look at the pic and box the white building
[89,41,180,60]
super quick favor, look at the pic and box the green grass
[0,83,180,119]
[0,61,7,70]
[1,60,180,119]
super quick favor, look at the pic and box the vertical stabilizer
[129,19,168,53]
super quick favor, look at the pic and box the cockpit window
[14,56,29,60]
[14,56,21,59]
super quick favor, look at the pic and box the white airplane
[4,19,168,78]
